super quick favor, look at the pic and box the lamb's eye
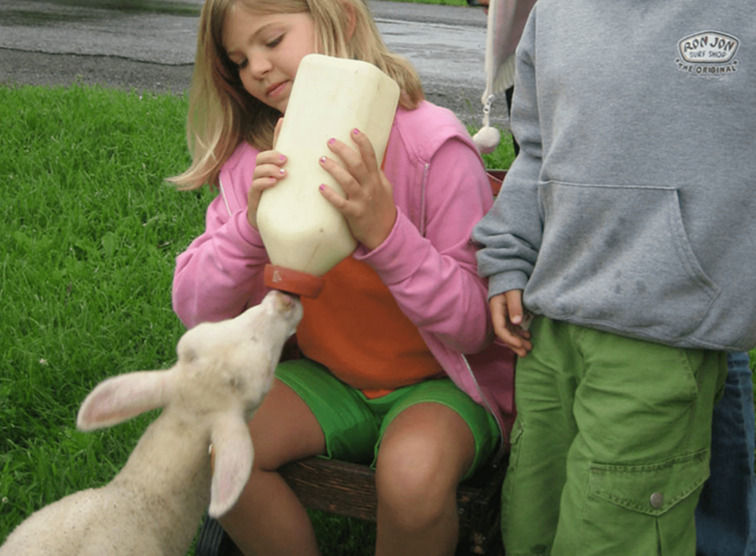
[228,376,245,391]
[183,349,199,363]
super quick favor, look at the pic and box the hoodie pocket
[530,182,719,342]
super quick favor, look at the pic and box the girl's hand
[317,129,397,251]
[490,290,533,357]
[247,118,285,230]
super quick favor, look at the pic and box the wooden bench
[195,170,509,556]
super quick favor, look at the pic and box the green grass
[0,84,207,547]
[0,84,512,553]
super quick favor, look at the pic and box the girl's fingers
[254,150,287,178]
[318,132,396,249]
[248,149,288,229]
[252,152,287,192]
[318,154,354,199]
[254,164,287,181]
[345,128,379,175]
[318,154,396,249]
[325,130,378,185]
[317,183,347,210]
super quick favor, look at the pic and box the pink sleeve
[172,153,270,329]
[356,138,494,354]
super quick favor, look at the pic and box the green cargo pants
[501,317,727,556]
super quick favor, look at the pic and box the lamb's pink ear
[77,369,175,431]
[208,413,254,518]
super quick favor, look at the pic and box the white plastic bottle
[257,54,400,298]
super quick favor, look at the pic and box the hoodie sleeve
[172,146,270,329]
[473,8,544,300]
[357,136,495,355]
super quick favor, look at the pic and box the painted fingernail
[319,156,327,164]
[279,154,286,162]
[328,138,336,145]
[319,184,325,191]
[279,168,286,175]
[352,128,360,135]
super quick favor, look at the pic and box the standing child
[170,0,515,554]
[473,1,756,555]
[696,350,756,556]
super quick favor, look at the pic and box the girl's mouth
[266,81,288,98]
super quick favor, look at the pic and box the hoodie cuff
[487,270,529,301]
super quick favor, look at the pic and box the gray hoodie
[474,0,756,351]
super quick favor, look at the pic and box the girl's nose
[247,53,272,80]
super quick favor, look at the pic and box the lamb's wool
[0,291,302,556]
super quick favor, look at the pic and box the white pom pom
[472,125,501,154]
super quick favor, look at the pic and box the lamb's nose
[271,290,298,311]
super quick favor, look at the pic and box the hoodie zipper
[218,176,233,217]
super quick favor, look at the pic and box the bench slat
[280,458,378,522]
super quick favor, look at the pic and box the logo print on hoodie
[676,31,740,76]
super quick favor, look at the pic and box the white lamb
[0,290,303,556]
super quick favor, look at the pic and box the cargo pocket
[580,449,710,555]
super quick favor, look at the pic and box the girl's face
[223,5,317,114]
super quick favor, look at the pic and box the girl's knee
[375,436,461,527]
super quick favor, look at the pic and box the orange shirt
[296,257,444,399]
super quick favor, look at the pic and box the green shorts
[276,358,500,480]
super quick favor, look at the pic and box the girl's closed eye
[265,34,284,48]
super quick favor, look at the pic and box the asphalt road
[0,0,503,127]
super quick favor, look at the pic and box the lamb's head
[78,291,302,431]
[75,291,302,518]
[173,290,303,419]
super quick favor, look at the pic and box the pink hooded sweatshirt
[172,101,516,447]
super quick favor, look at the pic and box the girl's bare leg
[219,379,326,556]
[374,403,476,556]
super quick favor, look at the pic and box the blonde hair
[170,0,424,190]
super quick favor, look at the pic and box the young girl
[170,0,515,554]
